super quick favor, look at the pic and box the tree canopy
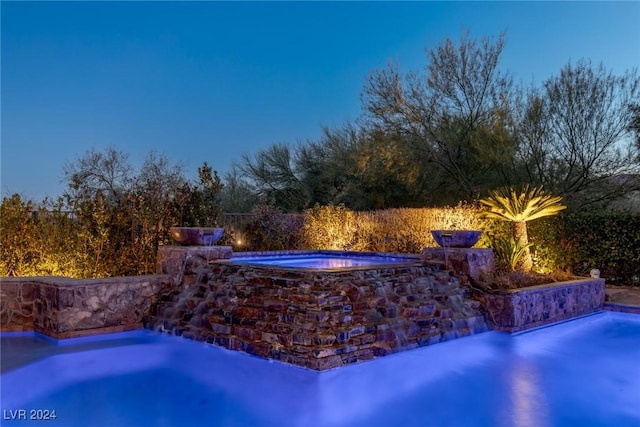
[237,32,639,211]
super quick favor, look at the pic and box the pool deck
[604,286,640,314]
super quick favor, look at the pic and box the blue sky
[2,1,639,201]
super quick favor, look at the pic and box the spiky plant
[490,235,534,272]
[480,185,566,272]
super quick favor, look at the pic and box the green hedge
[532,212,640,286]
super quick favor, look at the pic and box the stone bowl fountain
[431,230,482,248]
[169,227,224,246]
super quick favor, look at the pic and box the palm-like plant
[490,235,534,272]
[480,185,566,272]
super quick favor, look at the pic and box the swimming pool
[2,311,639,427]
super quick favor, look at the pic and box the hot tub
[229,250,421,270]
[148,250,488,370]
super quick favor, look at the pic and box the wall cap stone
[1,275,171,287]
[488,278,605,295]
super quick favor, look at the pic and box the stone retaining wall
[422,248,494,283]
[145,258,488,371]
[480,278,606,333]
[157,245,232,285]
[0,278,36,331]
[1,275,172,338]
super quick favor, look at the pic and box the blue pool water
[1,311,639,427]
[230,253,419,269]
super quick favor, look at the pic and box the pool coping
[603,302,640,315]
[603,286,640,314]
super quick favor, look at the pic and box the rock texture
[481,278,606,332]
[422,248,495,283]
[1,276,172,338]
[157,245,232,285]
[145,257,488,371]
[0,279,35,331]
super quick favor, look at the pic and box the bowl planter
[169,227,224,246]
[431,230,482,248]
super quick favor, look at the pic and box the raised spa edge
[219,250,424,272]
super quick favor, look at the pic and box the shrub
[5,188,638,286]
[302,204,362,250]
[0,156,225,277]
[489,234,534,272]
[243,202,303,251]
[297,204,492,253]
[560,212,640,285]
[523,211,640,285]
[0,194,110,277]
[0,194,40,276]
[365,209,433,253]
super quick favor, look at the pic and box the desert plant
[480,185,566,271]
[490,235,534,272]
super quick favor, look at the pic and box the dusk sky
[2,1,639,201]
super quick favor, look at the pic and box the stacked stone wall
[0,279,36,331]
[422,248,495,283]
[156,245,232,286]
[1,275,172,338]
[481,278,605,332]
[146,260,488,370]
